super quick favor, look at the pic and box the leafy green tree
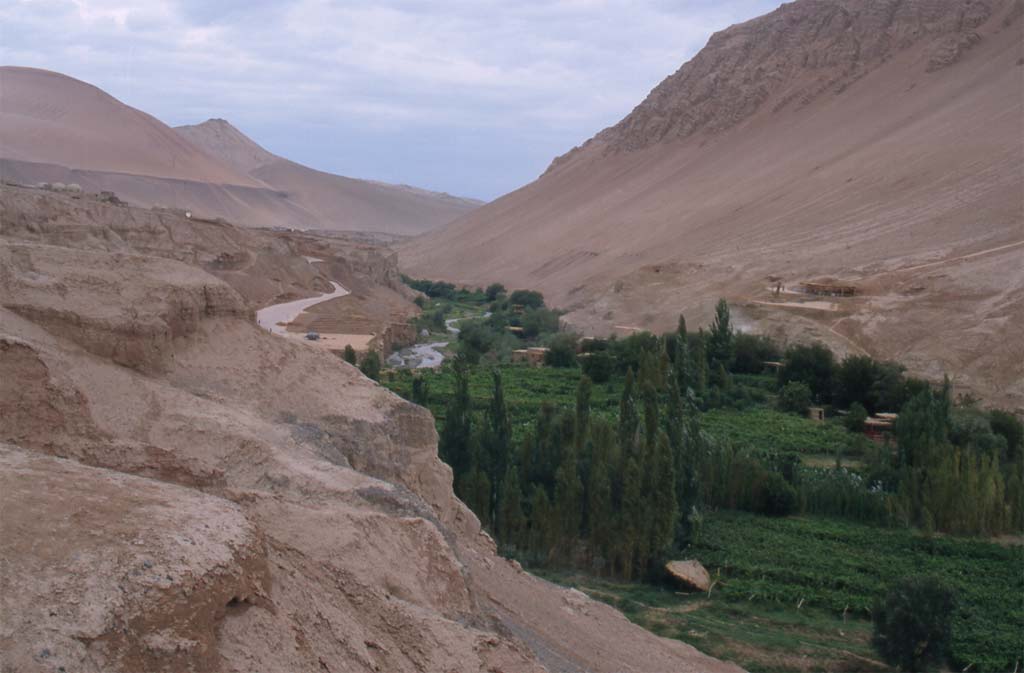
[834,355,881,411]
[485,369,512,496]
[553,443,583,555]
[586,419,615,567]
[411,375,429,406]
[732,332,781,374]
[544,333,578,367]
[872,575,955,672]
[673,314,691,392]
[645,431,678,564]
[496,464,526,548]
[708,299,735,368]
[894,387,949,468]
[845,402,869,433]
[342,344,357,365]
[618,452,644,579]
[509,289,545,309]
[778,381,813,415]
[485,283,507,301]
[574,375,592,452]
[691,331,709,401]
[359,351,381,381]
[778,342,835,403]
[758,471,797,516]
[618,369,639,453]
[460,463,492,528]
[528,484,555,557]
[580,349,614,383]
[440,356,473,477]
[990,409,1023,463]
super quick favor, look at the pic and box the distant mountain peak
[175,118,278,174]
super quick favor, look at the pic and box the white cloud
[0,0,780,198]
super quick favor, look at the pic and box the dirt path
[867,239,1024,278]
[255,282,349,335]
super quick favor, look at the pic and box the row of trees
[429,298,1022,577]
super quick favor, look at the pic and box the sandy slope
[0,67,257,186]
[0,185,742,673]
[402,0,1024,407]
[177,118,483,235]
[0,68,480,234]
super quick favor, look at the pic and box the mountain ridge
[0,67,480,235]
[401,0,1024,408]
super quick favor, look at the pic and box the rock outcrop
[666,560,713,593]
[0,186,741,672]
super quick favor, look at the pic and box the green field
[385,365,850,459]
[538,568,886,673]
[703,407,849,454]
[539,511,1022,672]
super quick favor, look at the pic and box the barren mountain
[402,0,1024,408]
[0,183,741,673]
[0,67,479,235]
[178,118,484,237]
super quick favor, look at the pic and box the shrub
[757,471,797,516]
[778,342,835,403]
[509,289,545,309]
[732,332,780,374]
[778,381,813,415]
[989,409,1023,462]
[342,344,357,365]
[581,350,614,383]
[873,575,955,672]
[544,333,578,368]
[359,351,381,381]
[845,402,868,433]
[485,283,507,301]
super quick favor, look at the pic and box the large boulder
[666,560,712,592]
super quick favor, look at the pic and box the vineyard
[688,511,1023,672]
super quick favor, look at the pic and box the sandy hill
[0,183,740,673]
[402,0,1024,408]
[0,68,480,235]
[177,118,483,236]
[0,66,258,186]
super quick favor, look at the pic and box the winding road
[256,282,349,335]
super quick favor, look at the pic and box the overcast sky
[1,0,778,200]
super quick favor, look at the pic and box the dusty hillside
[0,67,257,186]
[0,184,742,673]
[402,0,1024,408]
[0,68,479,235]
[177,118,483,236]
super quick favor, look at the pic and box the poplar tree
[586,419,615,569]
[486,369,512,495]
[708,298,735,369]
[646,431,678,565]
[496,463,526,549]
[553,442,583,556]
[619,368,639,453]
[692,331,709,401]
[440,356,473,478]
[674,314,691,393]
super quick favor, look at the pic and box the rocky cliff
[0,184,741,672]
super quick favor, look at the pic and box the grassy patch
[536,569,888,673]
[687,511,1023,672]
[703,407,849,454]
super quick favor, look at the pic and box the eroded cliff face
[0,187,741,673]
